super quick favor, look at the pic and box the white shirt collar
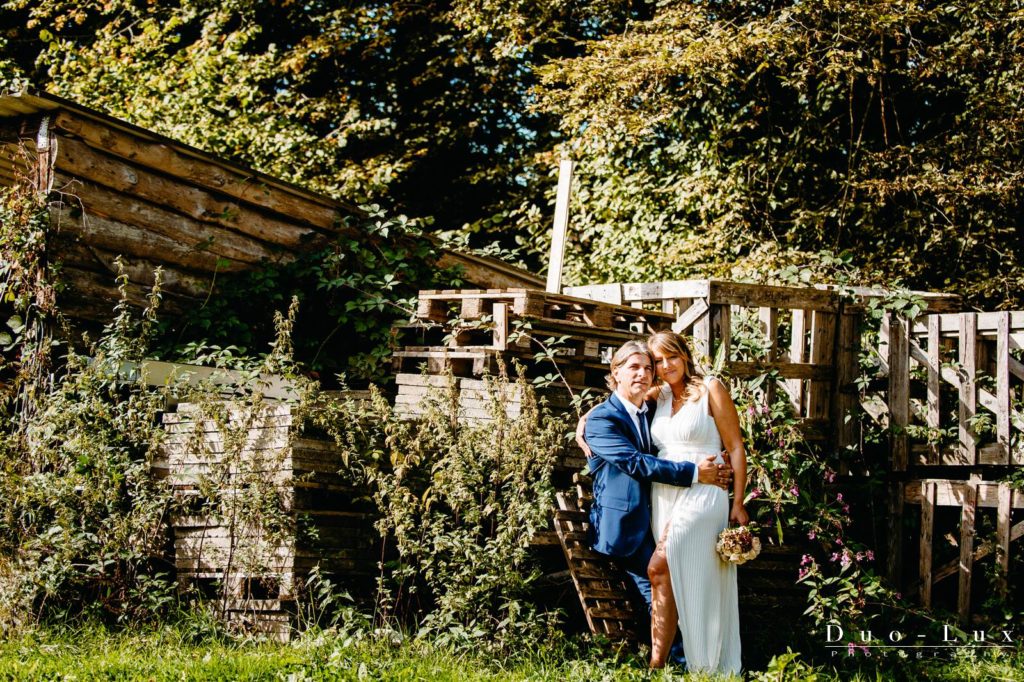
[619,397,648,418]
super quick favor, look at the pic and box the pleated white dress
[650,378,742,675]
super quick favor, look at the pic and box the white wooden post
[545,158,574,294]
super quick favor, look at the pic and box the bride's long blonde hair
[648,331,704,403]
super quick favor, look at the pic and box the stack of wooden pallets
[393,288,674,416]
[160,401,377,640]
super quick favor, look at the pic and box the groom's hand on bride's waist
[697,455,732,490]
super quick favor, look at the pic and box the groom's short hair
[606,340,652,391]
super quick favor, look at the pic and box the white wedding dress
[650,377,742,674]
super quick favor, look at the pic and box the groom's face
[613,352,653,406]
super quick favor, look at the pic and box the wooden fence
[566,279,959,449]
[885,311,1024,621]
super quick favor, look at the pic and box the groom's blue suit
[585,392,695,663]
[585,392,697,560]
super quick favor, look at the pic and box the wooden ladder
[553,475,638,642]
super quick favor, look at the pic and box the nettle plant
[0,263,175,629]
[314,362,567,654]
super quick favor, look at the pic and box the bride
[646,331,748,673]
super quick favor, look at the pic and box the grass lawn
[0,624,1022,681]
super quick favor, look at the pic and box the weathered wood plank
[52,176,281,265]
[927,315,941,465]
[672,298,709,335]
[912,311,1024,336]
[724,361,831,381]
[692,307,711,362]
[887,481,904,586]
[562,284,624,305]
[808,311,836,420]
[904,479,1024,508]
[711,304,731,361]
[959,313,978,465]
[50,206,249,275]
[60,265,192,316]
[833,311,858,461]
[918,518,1024,590]
[708,281,838,311]
[621,280,710,302]
[52,234,214,299]
[56,137,327,250]
[545,158,573,294]
[919,482,935,607]
[957,478,978,624]
[787,310,807,416]
[888,314,910,471]
[53,110,353,229]
[996,312,1011,465]
[997,483,1012,598]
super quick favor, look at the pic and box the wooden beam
[905,480,1024,509]
[909,516,1024,592]
[912,311,1024,336]
[35,114,55,193]
[708,281,838,311]
[622,281,710,302]
[996,312,1012,465]
[760,306,780,406]
[672,298,709,335]
[889,314,910,471]
[51,175,285,265]
[887,481,904,586]
[563,284,624,305]
[919,481,935,607]
[49,206,255,274]
[545,159,574,294]
[997,483,1012,598]
[52,233,213,300]
[59,265,193,318]
[725,361,832,381]
[957,478,978,624]
[787,310,807,417]
[959,313,977,465]
[927,315,941,465]
[808,310,835,420]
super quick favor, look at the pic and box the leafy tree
[522,0,1024,308]
[0,0,574,254]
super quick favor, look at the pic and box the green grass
[0,624,1021,681]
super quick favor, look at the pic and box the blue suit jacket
[584,392,696,558]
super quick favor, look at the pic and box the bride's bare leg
[648,540,678,668]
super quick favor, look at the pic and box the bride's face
[652,350,686,386]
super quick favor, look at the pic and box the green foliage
[313,364,564,655]
[0,0,566,253]
[0,263,174,629]
[528,1,1024,308]
[160,206,461,384]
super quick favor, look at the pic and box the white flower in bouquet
[716,525,761,565]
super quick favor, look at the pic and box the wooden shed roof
[0,89,543,320]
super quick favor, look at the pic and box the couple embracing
[578,331,747,674]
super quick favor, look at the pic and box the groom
[581,340,731,645]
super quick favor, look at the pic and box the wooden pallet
[414,288,674,332]
[553,476,638,642]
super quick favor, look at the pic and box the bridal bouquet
[716,526,761,565]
